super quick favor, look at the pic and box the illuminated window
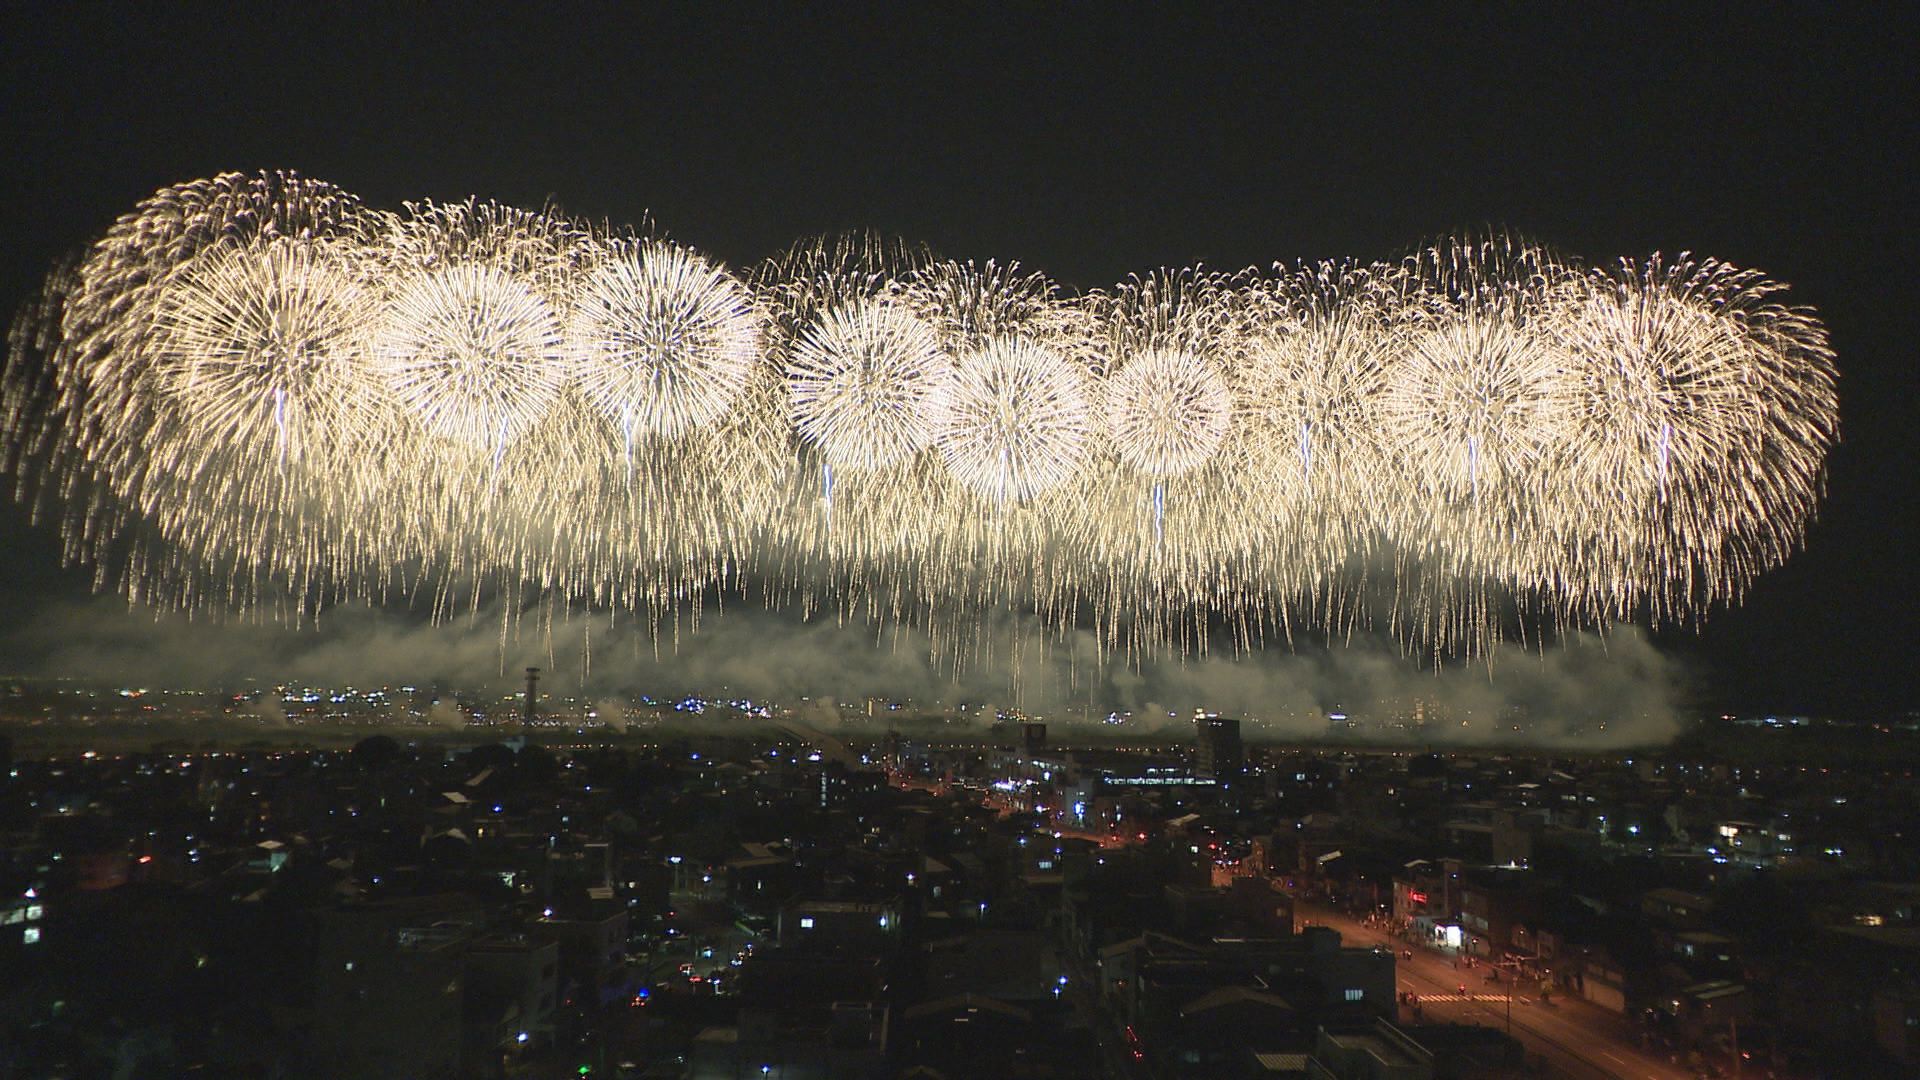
[799,917,815,930]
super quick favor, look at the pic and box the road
[1293,899,1698,1080]
[1059,946,1144,1080]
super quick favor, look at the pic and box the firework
[1238,263,1397,513]
[1103,347,1230,479]
[147,236,380,463]
[0,172,1840,664]
[371,263,568,450]
[1548,255,1837,622]
[787,298,944,472]
[9,173,396,613]
[568,241,760,441]
[925,336,1092,504]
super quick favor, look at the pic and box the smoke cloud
[1,596,1692,748]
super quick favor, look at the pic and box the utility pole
[1731,1015,1740,1080]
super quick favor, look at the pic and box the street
[888,771,1722,1080]
[1293,898,1701,1080]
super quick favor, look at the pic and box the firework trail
[0,172,1839,664]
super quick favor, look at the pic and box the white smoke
[2,596,1693,748]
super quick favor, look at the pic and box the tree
[350,734,401,772]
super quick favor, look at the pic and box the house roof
[1645,887,1713,908]
[902,993,1032,1022]
[1680,980,1747,1003]
[1179,985,1295,1018]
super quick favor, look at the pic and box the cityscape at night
[1,7,1914,1080]
[5,687,1920,1078]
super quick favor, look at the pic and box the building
[2,888,45,951]
[778,899,900,951]
[538,903,632,1008]
[1309,1020,1436,1080]
[1455,869,1540,961]
[1195,715,1245,779]
[1022,721,1047,753]
[306,897,478,1080]
[463,933,559,1056]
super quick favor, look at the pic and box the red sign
[1408,890,1429,905]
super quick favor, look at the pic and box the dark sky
[0,7,1913,716]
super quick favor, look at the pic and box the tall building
[1194,714,1244,778]
[1022,722,1047,753]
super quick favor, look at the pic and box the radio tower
[523,667,540,727]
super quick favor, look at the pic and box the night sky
[0,7,1912,716]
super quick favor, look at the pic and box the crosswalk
[1413,992,1519,1003]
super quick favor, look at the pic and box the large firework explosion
[0,172,1839,662]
